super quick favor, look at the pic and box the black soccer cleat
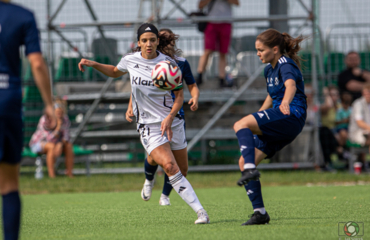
[237,168,260,186]
[241,211,270,226]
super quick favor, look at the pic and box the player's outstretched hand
[279,101,290,115]
[161,115,174,141]
[78,58,95,72]
[188,97,199,111]
[125,107,134,123]
[44,104,57,130]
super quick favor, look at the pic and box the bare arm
[356,120,370,132]
[228,0,239,6]
[346,80,365,92]
[199,0,212,9]
[363,70,370,82]
[28,52,56,128]
[125,94,135,123]
[78,58,126,78]
[187,83,200,111]
[161,89,184,141]
[280,79,297,115]
[259,94,273,111]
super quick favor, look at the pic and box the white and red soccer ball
[151,60,182,91]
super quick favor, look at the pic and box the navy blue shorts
[252,108,305,158]
[0,117,23,164]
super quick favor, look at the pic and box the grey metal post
[269,0,289,32]
[311,0,322,167]
[187,64,265,151]
[83,0,116,61]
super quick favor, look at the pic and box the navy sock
[144,158,158,181]
[162,174,173,196]
[244,179,264,209]
[236,128,255,165]
[2,191,21,240]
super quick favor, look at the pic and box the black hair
[133,24,181,60]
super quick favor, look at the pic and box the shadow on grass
[210,219,242,224]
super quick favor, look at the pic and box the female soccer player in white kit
[78,23,209,224]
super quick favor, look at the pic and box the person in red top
[30,99,74,178]
[196,0,239,88]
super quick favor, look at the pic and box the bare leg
[63,142,74,177]
[43,143,56,178]
[0,163,19,195]
[172,148,188,177]
[239,148,267,171]
[234,114,262,135]
[219,53,227,79]
[197,49,213,74]
[149,143,179,177]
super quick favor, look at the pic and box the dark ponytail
[256,28,306,69]
[132,30,182,60]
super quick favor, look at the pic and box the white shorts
[138,122,187,155]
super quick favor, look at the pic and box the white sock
[160,193,169,198]
[144,179,153,185]
[169,171,203,213]
[254,207,266,214]
[244,163,256,169]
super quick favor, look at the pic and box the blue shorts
[252,108,306,158]
[0,117,23,164]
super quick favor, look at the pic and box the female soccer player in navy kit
[0,1,56,239]
[233,29,307,225]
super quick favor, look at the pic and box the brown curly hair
[132,30,182,60]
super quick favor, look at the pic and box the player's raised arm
[78,58,126,78]
[125,95,135,123]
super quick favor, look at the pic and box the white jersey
[116,51,183,127]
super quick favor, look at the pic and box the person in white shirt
[78,23,209,224]
[349,84,370,147]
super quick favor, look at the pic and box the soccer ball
[151,60,182,91]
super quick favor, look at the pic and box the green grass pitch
[20,184,369,240]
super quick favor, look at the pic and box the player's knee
[234,121,248,132]
[162,161,179,176]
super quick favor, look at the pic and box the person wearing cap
[78,23,210,224]
[29,99,74,178]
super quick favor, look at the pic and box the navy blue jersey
[171,57,196,117]
[264,56,307,119]
[0,2,41,118]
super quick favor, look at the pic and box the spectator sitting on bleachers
[335,92,352,159]
[338,51,370,101]
[29,99,74,178]
[349,84,370,148]
[319,85,340,170]
[348,84,370,171]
